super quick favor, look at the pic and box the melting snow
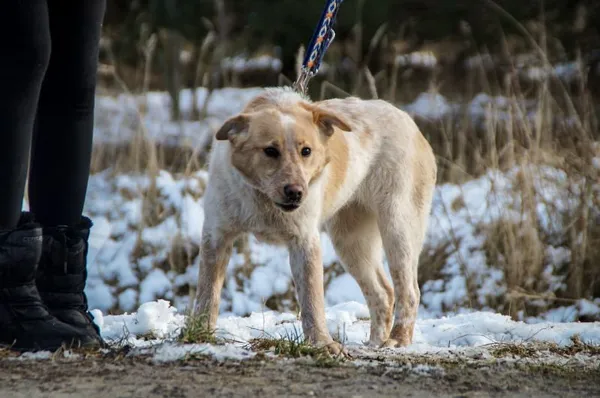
[74,88,600,324]
[15,86,598,364]
[93,300,600,363]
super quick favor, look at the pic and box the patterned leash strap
[292,0,344,95]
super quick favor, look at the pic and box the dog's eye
[301,147,312,157]
[263,147,280,158]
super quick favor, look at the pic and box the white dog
[193,87,437,354]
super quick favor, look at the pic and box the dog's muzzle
[275,184,304,212]
[275,202,301,212]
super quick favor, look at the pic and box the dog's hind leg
[326,204,394,346]
[376,200,426,348]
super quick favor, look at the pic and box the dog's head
[215,101,351,212]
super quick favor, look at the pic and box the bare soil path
[1,351,598,398]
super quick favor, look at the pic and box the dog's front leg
[289,233,343,355]
[193,230,235,331]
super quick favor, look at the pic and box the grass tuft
[247,326,345,367]
[178,312,217,345]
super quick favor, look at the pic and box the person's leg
[30,0,108,343]
[28,0,107,226]
[0,1,51,229]
[0,2,101,352]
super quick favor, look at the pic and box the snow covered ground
[93,87,264,147]
[395,50,582,86]
[20,86,600,363]
[87,299,600,364]
[92,85,556,149]
[75,163,600,323]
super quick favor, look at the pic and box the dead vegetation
[490,335,600,359]
[177,311,217,345]
[87,6,600,322]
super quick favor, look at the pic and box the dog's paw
[380,337,411,348]
[365,338,385,348]
[380,323,414,348]
[316,340,350,358]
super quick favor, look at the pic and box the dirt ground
[1,350,599,398]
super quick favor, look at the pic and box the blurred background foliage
[88,1,600,318]
[101,0,600,93]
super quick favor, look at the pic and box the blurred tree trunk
[214,0,229,43]
[191,30,217,120]
[198,0,233,118]
[159,28,183,121]
[211,0,232,83]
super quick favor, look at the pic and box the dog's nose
[283,184,303,202]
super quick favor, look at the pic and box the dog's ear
[300,103,352,137]
[215,114,250,141]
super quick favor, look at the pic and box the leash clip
[292,0,344,95]
[292,68,313,95]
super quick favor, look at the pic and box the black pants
[0,1,106,229]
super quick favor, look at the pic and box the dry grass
[178,311,217,345]
[246,327,345,367]
[91,11,599,320]
[490,335,600,358]
[0,348,18,359]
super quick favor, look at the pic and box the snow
[76,87,600,324]
[464,53,495,70]
[404,92,453,120]
[12,351,53,361]
[521,61,580,83]
[92,300,600,363]
[394,51,582,84]
[529,299,600,324]
[139,269,172,304]
[151,342,256,363]
[221,55,283,73]
[15,84,599,364]
[94,300,185,343]
[326,274,364,305]
[395,51,437,68]
[93,87,264,147]
[9,350,86,361]
[410,364,445,376]
[510,54,582,83]
[118,288,138,312]
[93,83,564,150]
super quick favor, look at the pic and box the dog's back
[312,96,437,225]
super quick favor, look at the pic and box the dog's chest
[239,209,307,246]
[251,231,289,246]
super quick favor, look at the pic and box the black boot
[0,213,99,351]
[36,216,105,346]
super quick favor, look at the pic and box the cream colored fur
[193,86,437,353]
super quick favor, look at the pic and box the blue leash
[293,0,344,94]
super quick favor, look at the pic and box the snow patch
[221,55,282,73]
[13,351,53,361]
[151,342,256,363]
[98,300,185,343]
[79,159,600,323]
[404,92,453,120]
[395,51,437,68]
[91,300,600,362]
